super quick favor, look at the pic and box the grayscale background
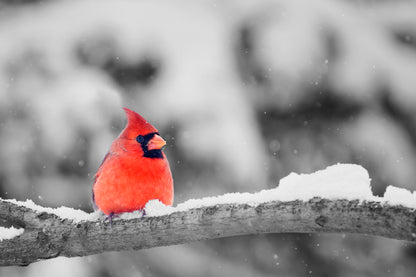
[0,0,416,276]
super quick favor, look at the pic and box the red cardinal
[92,108,173,222]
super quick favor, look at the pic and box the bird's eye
[136,135,144,144]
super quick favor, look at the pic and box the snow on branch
[0,164,415,266]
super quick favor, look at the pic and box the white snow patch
[143,163,415,217]
[383,186,416,209]
[275,163,376,201]
[4,199,101,223]
[144,200,176,217]
[0,226,24,241]
[119,210,145,220]
[172,163,376,212]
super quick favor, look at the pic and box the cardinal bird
[92,108,173,223]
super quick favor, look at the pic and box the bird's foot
[104,212,119,226]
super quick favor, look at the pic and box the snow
[275,164,374,201]
[143,200,176,217]
[4,199,101,223]
[119,210,145,220]
[0,226,24,241]
[2,164,415,222]
[147,163,377,214]
[383,186,416,209]
[144,163,415,217]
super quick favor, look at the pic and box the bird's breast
[93,153,173,215]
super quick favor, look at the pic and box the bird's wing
[92,152,112,210]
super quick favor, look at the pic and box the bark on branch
[0,197,415,266]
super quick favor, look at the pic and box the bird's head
[118,108,166,158]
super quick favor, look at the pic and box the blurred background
[1,0,416,276]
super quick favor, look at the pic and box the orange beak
[147,134,166,150]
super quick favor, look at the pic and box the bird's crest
[120,108,158,139]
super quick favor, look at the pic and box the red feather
[92,108,173,216]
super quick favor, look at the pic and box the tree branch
[0,197,415,266]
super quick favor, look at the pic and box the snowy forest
[1,0,416,276]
